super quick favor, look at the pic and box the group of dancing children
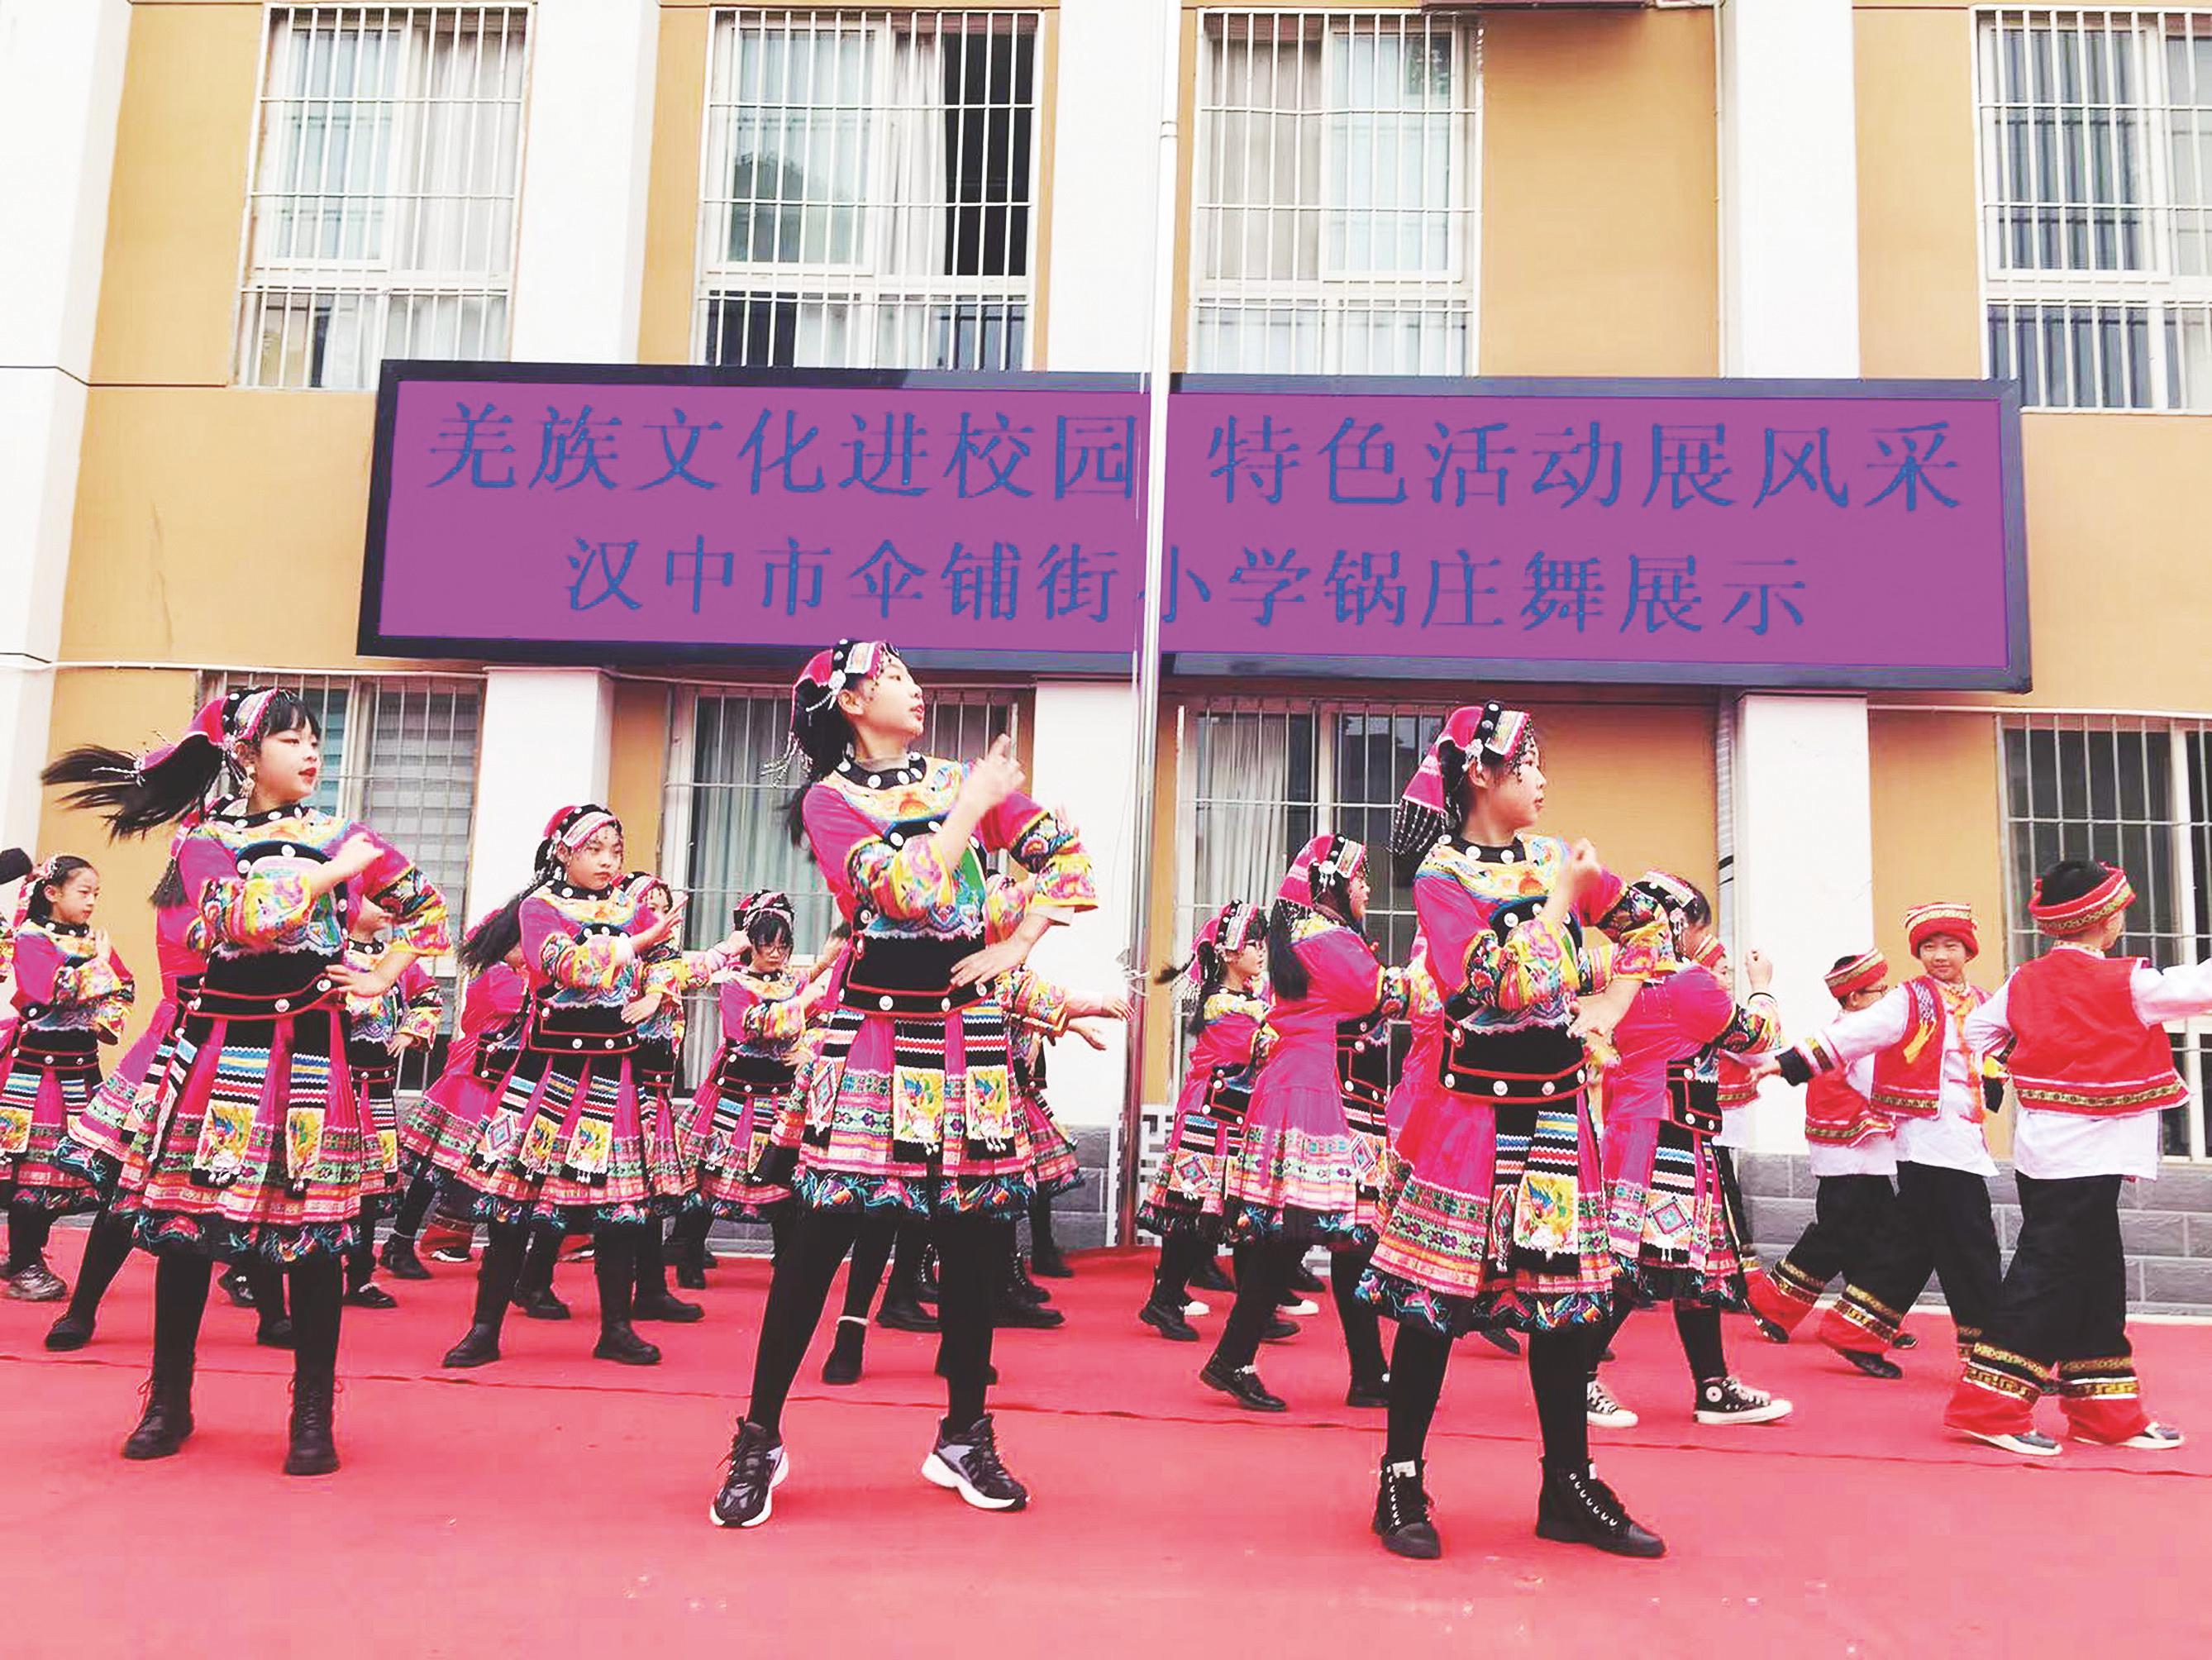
[0,649,2195,1564]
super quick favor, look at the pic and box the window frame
[232,2,533,390]
[691,7,1046,370]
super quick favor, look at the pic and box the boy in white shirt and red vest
[1762,904,2005,1364]
[1746,950,1925,1378]
[1943,859,2199,1457]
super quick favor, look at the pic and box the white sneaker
[1963,1427,2062,1457]
[1181,1298,1212,1318]
[1695,1378,1794,1426]
[2085,1421,2185,1452]
[1280,1298,1320,1318]
[1585,1378,1639,1429]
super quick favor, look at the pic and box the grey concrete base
[1733,1151,2212,1316]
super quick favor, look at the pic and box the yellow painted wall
[611,680,672,868]
[1480,6,1719,375]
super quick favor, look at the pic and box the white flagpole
[1118,0,1184,1247]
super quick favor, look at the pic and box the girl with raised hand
[45,687,450,1476]
[710,639,1095,1530]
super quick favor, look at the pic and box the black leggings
[1213,1238,1299,1368]
[4,1198,57,1270]
[344,1201,378,1291]
[1386,1322,1590,1474]
[1332,1237,1387,1384]
[745,1209,997,1436]
[63,1209,137,1323]
[839,1211,900,1319]
[151,1251,341,1381]
[389,1171,441,1243]
[669,1209,713,1261]
[1151,1231,1211,1305]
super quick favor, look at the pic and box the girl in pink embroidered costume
[45,688,451,1476]
[1359,702,1669,1563]
[382,901,528,1281]
[1202,835,1407,1414]
[711,640,1095,1530]
[1,856,134,1303]
[435,809,718,1372]
[1581,873,1792,1435]
[1137,901,1268,1344]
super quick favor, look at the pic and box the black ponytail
[150,853,188,909]
[1158,947,1227,1036]
[746,908,795,952]
[45,692,322,839]
[783,703,854,850]
[1266,901,1311,1003]
[458,894,525,975]
[26,856,94,923]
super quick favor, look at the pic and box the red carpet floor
[3,1233,2208,1658]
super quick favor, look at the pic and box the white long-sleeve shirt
[1796,981,1995,1178]
[1963,945,2212,1181]
[1806,1052,1899,1180]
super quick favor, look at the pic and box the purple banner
[365,366,2025,689]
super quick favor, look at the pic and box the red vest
[1715,1052,1759,1114]
[2005,951,2187,1118]
[1804,1069,1890,1148]
[1868,977,1950,1119]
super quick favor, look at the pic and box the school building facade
[9,0,2212,1291]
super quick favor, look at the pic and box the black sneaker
[45,1311,95,1352]
[1287,1258,1324,1295]
[1837,1348,1904,1381]
[1474,1326,1523,1357]
[1373,1457,1441,1559]
[1190,1257,1233,1293]
[876,1295,940,1333]
[922,1414,1029,1511]
[513,1285,570,1322]
[592,1324,663,1367]
[994,1292,1066,1331]
[1694,1377,1793,1425]
[632,1290,706,1324]
[1260,1314,1299,1343]
[1199,1357,1286,1412]
[255,1317,296,1350]
[343,1284,398,1310]
[217,1266,256,1308]
[1139,1296,1199,1343]
[441,1322,503,1368]
[709,1422,789,1528]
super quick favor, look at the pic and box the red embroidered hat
[1824,949,1888,1001]
[1390,701,1536,868]
[2030,863,2135,938]
[1279,833,1367,908]
[1905,902,1978,961]
[1188,899,1264,983]
[537,804,620,871]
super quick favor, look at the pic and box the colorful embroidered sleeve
[185,834,315,949]
[998,966,1073,1037]
[1590,880,1669,980]
[988,794,1097,914]
[398,961,445,1045]
[360,833,451,959]
[1718,989,1783,1057]
[522,896,630,992]
[8,932,63,1014]
[803,786,966,924]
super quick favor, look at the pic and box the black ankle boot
[1199,1356,1285,1412]
[1191,1257,1233,1293]
[632,1287,705,1324]
[1029,1241,1073,1280]
[122,1365,195,1460]
[1346,1370,1391,1409]
[913,1243,940,1305]
[45,1309,97,1351]
[994,1274,1065,1330]
[255,1315,296,1349]
[441,1321,503,1368]
[379,1235,432,1281]
[1534,1462,1666,1558]
[283,1371,341,1476]
[1007,1257,1054,1307]
[822,1316,866,1385]
[877,1288,940,1333]
[1139,1293,1199,1343]
[513,1283,570,1320]
[593,1323,662,1366]
[1373,1458,1440,1559]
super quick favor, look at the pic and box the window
[2000,713,2212,1157]
[695,9,1040,370]
[1190,10,1479,375]
[1976,7,2212,409]
[660,685,1024,1080]
[236,5,529,389]
[1149,698,1442,1172]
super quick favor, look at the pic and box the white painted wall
[0,0,131,851]
[1718,0,1861,379]
[508,0,660,364]
[465,668,616,923]
[1043,0,1169,371]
